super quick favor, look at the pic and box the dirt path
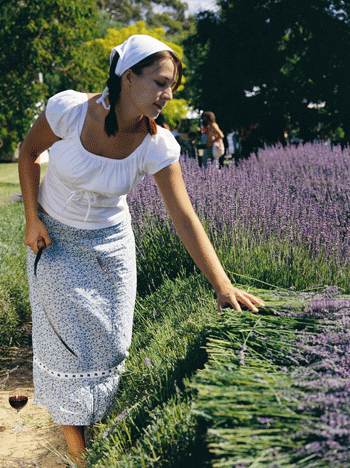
[0,346,70,467]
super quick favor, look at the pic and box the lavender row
[260,291,350,465]
[191,289,350,467]
[284,295,350,465]
[127,143,350,291]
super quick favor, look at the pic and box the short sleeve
[45,90,85,139]
[142,127,181,175]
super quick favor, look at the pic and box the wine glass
[9,389,28,431]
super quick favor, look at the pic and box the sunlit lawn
[0,162,48,201]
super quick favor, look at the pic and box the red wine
[9,395,28,411]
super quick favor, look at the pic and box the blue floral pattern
[27,212,136,425]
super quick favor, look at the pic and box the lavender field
[129,142,350,294]
[2,143,350,466]
[94,142,350,468]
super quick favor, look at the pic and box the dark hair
[104,50,183,137]
[202,111,216,125]
[155,112,166,127]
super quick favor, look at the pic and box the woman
[18,35,264,467]
[202,111,225,167]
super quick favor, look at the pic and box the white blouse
[38,90,180,229]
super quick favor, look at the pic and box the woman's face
[127,58,177,119]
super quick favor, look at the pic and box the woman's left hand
[217,287,265,314]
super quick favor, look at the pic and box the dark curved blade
[34,247,43,276]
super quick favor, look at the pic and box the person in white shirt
[18,35,264,467]
[227,128,241,164]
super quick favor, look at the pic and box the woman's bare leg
[61,425,86,467]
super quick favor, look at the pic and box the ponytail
[146,117,157,135]
[104,53,122,137]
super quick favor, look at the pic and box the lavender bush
[86,144,350,466]
[289,296,350,466]
[190,287,350,467]
[128,143,350,293]
[126,144,350,466]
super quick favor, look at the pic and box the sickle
[34,238,78,358]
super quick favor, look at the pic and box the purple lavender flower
[239,350,246,366]
[144,357,151,368]
[128,144,350,292]
[117,410,128,422]
[101,428,111,439]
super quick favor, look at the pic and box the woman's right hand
[24,217,51,254]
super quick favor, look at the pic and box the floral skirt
[27,212,136,425]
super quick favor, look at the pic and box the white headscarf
[97,35,174,110]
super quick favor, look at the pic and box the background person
[202,111,225,167]
[187,131,197,160]
[18,35,264,467]
[227,127,241,165]
[199,117,208,167]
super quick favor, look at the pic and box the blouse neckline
[76,93,151,163]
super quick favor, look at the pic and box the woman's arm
[18,111,60,254]
[153,162,264,312]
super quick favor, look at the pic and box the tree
[183,0,350,143]
[97,9,125,38]
[99,0,196,37]
[162,99,189,129]
[0,0,99,158]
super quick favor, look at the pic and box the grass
[0,161,48,201]
[0,162,22,200]
[86,272,217,466]
[0,163,47,346]
[87,283,350,467]
[0,199,31,346]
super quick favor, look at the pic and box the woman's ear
[123,69,134,87]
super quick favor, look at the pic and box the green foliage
[97,9,124,38]
[216,235,350,294]
[100,0,196,37]
[188,305,331,467]
[86,272,217,466]
[0,163,47,345]
[183,0,350,140]
[0,202,31,346]
[0,283,22,348]
[87,278,343,467]
[162,99,189,129]
[96,396,202,468]
[120,397,199,468]
[0,0,99,158]
[134,218,195,297]
[191,363,307,466]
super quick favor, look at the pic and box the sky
[152,0,219,18]
[184,0,219,15]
